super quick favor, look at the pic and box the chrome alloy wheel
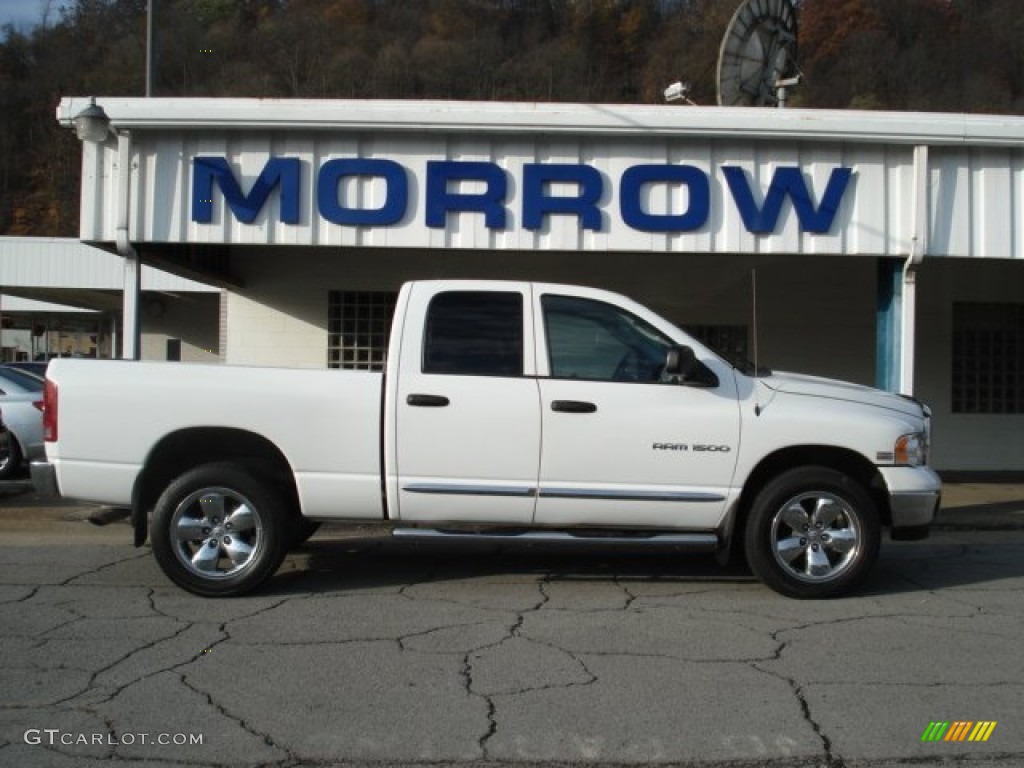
[170,487,264,580]
[770,491,861,583]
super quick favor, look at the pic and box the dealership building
[54,97,1024,473]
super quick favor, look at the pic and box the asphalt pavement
[1,477,1022,767]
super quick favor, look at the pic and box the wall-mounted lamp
[664,81,697,106]
[73,97,112,142]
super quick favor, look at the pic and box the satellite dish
[717,0,798,107]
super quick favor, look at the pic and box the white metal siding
[91,130,923,256]
[0,237,218,291]
[928,147,1024,258]
[56,98,1024,260]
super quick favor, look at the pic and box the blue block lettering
[425,161,508,228]
[523,164,603,231]
[190,154,853,237]
[192,157,300,224]
[723,166,853,234]
[620,165,710,232]
[318,158,407,226]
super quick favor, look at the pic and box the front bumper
[30,461,60,497]
[879,465,942,534]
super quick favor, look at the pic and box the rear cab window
[422,291,524,377]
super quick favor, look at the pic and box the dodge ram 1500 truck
[33,280,941,599]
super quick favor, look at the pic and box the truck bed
[45,359,386,519]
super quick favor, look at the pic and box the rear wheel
[0,432,22,480]
[744,466,880,599]
[151,463,290,597]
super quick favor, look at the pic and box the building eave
[57,97,1024,148]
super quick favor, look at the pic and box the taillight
[43,379,58,442]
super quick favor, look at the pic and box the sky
[0,0,75,34]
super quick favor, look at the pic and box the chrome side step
[391,527,719,551]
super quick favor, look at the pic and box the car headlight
[894,432,928,467]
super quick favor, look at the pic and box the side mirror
[664,345,698,382]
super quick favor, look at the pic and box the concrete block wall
[140,291,222,363]
[918,258,1024,471]
[225,288,326,368]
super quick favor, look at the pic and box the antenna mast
[751,268,759,378]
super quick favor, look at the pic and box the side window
[542,295,674,383]
[423,291,523,377]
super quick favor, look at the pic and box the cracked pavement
[1,492,1023,767]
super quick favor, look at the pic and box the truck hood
[759,371,925,419]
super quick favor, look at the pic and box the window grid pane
[952,303,1024,414]
[327,291,398,371]
[685,325,749,368]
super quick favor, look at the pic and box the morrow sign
[192,157,853,235]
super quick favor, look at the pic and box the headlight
[894,432,928,466]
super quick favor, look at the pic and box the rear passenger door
[392,284,542,524]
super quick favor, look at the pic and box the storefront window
[685,325,749,370]
[327,291,397,371]
[952,303,1023,414]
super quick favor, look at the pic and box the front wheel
[744,467,880,599]
[151,463,290,597]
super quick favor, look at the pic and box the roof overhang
[57,97,1024,148]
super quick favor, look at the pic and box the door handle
[550,400,597,414]
[407,394,450,407]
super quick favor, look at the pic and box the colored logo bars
[921,721,997,743]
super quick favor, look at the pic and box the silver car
[0,367,45,480]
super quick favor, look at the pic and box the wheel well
[131,428,300,545]
[3,427,26,458]
[730,446,890,553]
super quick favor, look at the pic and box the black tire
[744,466,880,599]
[0,432,22,480]
[290,518,322,549]
[151,462,290,597]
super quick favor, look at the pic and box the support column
[116,131,141,360]
[879,146,928,396]
[122,252,141,360]
[899,145,930,397]
[876,258,902,392]
[899,259,919,395]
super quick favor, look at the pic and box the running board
[391,527,719,551]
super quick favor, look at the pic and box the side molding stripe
[402,484,724,503]
[539,488,725,503]
[403,484,537,498]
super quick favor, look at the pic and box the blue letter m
[192,157,300,224]
[723,166,852,234]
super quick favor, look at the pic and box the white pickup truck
[33,280,941,599]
